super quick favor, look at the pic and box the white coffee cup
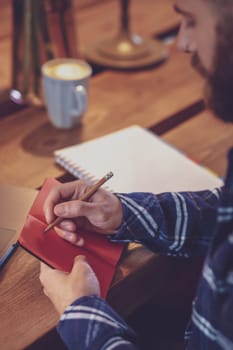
[41,58,92,129]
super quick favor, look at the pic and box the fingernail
[60,221,72,231]
[75,237,84,247]
[64,232,75,242]
[55,205,66,216]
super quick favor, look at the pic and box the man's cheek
[191,53,210,78]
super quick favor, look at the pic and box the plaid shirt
[57,148,233,350]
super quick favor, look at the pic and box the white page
[55,125,223,193]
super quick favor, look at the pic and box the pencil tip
[105,171,114,180]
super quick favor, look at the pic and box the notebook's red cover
[18,178,124,298]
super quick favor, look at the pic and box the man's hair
[206,0,233,8]
[203,0,233,34]
[196,0,233,122]
[184,0,233,122]
[205,0,233,15]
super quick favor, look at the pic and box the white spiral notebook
[54,125,223,193]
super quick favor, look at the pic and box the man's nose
[176,23,196,53]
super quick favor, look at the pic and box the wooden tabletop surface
[0,1,232,349]
[163,110,233,178]
[0,48,203,189]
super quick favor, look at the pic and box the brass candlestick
[85,0,169,70]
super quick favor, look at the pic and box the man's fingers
[54,181,88,200]
[73,255,87,265]
[55,227,85,246]
[71,256,100,297]
[54,200,103,224]
[71,255,97,281]
[40,262,68,287]
[39,262,53,285]
[54,200,90,218]
[43,181,89,223]
[43,288,48,297]
[72,255,90,274]
[40,261,52,274]
[43,184,68,223]
[59,220,77,232]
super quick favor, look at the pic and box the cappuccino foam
[45,63,90,80]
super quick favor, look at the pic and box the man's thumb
[72,255,88,273]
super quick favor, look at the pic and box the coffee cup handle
[74,85,87,116]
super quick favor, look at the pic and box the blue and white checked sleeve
[57,295,139,350]
[111,188,222,257]
[57,187,223,350]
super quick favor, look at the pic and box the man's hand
[39,255,100,315]
[43,180,123,245]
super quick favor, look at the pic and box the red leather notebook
[18,178,124,298]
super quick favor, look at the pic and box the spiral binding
[55,155,113,192]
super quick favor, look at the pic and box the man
[39,0,233,349]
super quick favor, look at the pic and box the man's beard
[191,39,233,123]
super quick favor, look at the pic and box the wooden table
[0,1,231,349]
[163,110,233,178]
[0,48,203,189]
